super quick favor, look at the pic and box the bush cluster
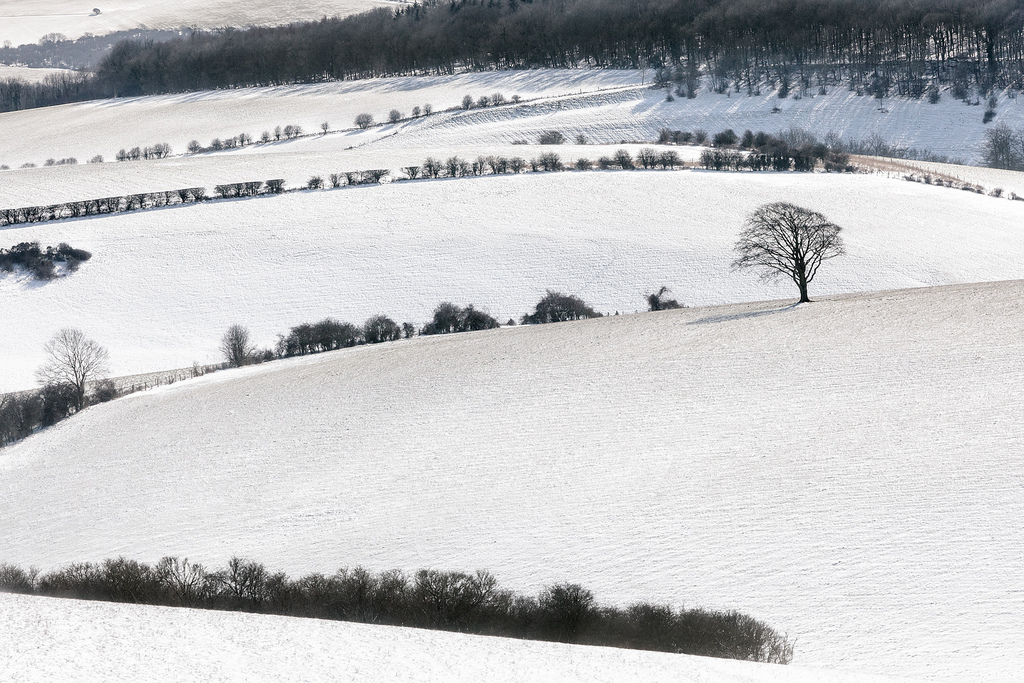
[0,242,91,280]
[699,128,853,172]
[115,143,171,161]
[0,556,793,663]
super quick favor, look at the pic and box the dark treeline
[0,557,794,663]
[5,0,1024,111]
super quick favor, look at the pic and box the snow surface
[0,0,384,47]
[0,65,77,83]
[0,69,1022,177]
[0,593,921,683]
[2,280,1023,682]
[3,171,1024,389]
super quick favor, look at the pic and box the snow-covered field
[3,280,1022,682]
[0,69,1021,181]
[0,0,384,47]
[0,593,920,683]
[0,65,78,83]
[3,171,1024,389]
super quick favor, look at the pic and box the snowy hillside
[0,593,920,683]
[0,69,1022,179]
[0,0,383,47]
[3,171,1024,389]
[3,280,1023,681]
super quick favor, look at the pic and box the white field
[3,171,1024,389]
[0,593,920,683]
[2,70,1024,198]
[0,65,79,83]
[2,280,1022,682]
[0,0,385,47]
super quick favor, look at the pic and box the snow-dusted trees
[521,291,602,324]
[35,328,110,411]
[732,202,844,303]
[354,113,374,129]
[220,324,255,367]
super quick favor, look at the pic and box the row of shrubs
[0,241,91,280]
[0,557,793,663]
[234,290,677,368]
[115,143,171,161]
[0,186,208,225]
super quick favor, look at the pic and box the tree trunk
[797,274,811,303]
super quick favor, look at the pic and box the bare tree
[732,202,844,303]
[354,113,374,129]
[220,324,255,367]
[35,328,109,410]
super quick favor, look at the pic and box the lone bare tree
[35,328,109,410]
[220,324,255,367]
[732,202,844,303]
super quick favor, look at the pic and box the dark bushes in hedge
[0,556,794,664]
[521,291,602,324]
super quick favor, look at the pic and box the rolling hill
[2,170,1024,389]
[2,280,1022,681]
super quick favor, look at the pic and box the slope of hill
[0,593,920,683]
[2,69,1024,185]
[3,280,1022,681]
[2,170,1024,389]
[0,0,384,47]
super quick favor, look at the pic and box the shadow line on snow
[688,302,800,325]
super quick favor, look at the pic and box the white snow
[2,171,1024,389]
[0,65,78,83]
[2,280,1023,682]
[0,0,384,47]
[0,593,921,683]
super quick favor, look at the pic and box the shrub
[636,147,659,168]
[491,92,506,105]
[412,105,421,117]
[476,95,490,107]
[461,94,474,109]
[389,109,402,123]
[597,156,614,170]
[574,158,592,171]
[423,157,443,178]
[647,286,682,311]
[403,166,421,179]
[538,152,562,171]
[538,130,566,145]
[508,157,526,173]
[713,129,739,146]
[329,173,343,188]
[363,315,402,343]
[265,179,285,194]
[423,103,433,115]
[307,176,324,190]
[421,303,499,335]
[694,129,708,144]
[658,151,680,169]
[613,149,634,169]
[521,290,602,324]
[0,242,92,279]
[89,155,104,163]
[355,113,374,129]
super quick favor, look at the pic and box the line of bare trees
[0,556,794,663]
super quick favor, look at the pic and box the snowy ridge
[2,280,1022,681]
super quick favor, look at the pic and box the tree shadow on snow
[688,302,800,325]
